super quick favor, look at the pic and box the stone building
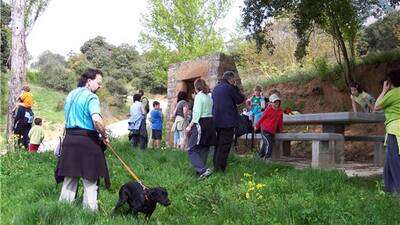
[165,53,242,146]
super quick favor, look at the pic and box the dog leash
[106,143,148,190]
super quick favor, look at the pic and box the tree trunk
[7,0,27,140]
[331,19,353,87]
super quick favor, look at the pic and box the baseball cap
[269,94,280,103]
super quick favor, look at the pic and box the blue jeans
[174,130,181,146]
[384,134,400,193]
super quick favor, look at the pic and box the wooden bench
[344,135,385,166]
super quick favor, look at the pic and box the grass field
[1,139,400,225]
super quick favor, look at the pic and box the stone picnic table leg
[321,124,345,167]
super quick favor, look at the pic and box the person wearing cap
[254,94,284,159]
[212,71,245,172]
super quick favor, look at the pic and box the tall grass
[1,139,400,225]
[31,85,66,124]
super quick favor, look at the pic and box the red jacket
[255,105,284,135]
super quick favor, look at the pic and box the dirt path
[37,98,168,152]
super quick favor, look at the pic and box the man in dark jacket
[212,71,245,172]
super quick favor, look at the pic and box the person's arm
[186,95,202,131]
[260,97,266,110]
[88,95,109,144]
[141,104,146,115]
[92,114,109,144]
[374,81,391,112]
[255,109,269,131]
[351,96,357,112]
[364,96,375,112]
[231,85,245,104]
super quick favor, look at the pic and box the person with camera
[212,71,245,172]
[374,69,400,194]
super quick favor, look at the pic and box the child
[28,117,44,152]
[150,101,163,149]
[350,82,376,113]
[180,102,192,150]
[13,85,33,113]
[248,86,266,125]
[254,94,284,159]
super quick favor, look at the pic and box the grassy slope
[1,139,400,225]
[30,85,66,124]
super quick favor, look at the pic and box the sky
[26,0,244,62]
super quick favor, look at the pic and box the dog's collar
[143,187,150,202]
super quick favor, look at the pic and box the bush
[55,99,64,112]
[27,70,39,84]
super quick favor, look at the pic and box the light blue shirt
[128,101,144,131]
[64,87,101,131]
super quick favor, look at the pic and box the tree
[228,19,336,82]
[35,50,76,92]
[1,0,11,72]
[7,0,49,138]
[140,0,232,92]
[242,0,400,87]
[357,10,400,55]
[80,36,113,70]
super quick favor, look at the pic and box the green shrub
[27,70,39,84]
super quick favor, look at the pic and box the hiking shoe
[198,168,213,180]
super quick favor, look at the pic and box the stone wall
[166,53,241,146]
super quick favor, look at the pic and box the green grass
[1,139,400,225]
[31,84,66,124]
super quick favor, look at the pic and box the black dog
[114,181,170,219]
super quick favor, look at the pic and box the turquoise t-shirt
[64,87,101,131]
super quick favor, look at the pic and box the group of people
[52,67,400,212]
[12,85,45,152]
[169,71,286,178]
[127,91,164,149]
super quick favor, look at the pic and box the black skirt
[188,117,217,148]
[55,128,110,187]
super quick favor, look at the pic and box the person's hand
[383,80,391,93]
[254,127,258,132]
[186,124,192,132]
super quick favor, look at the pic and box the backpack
[23,109,34,124]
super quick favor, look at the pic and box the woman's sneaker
[198,168,213,180]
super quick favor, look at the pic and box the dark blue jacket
[212,79,245,128]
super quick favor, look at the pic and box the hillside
[245,58,400,162]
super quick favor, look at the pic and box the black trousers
[213,127,235,172]
[15,125,31,149]
[131,134,147,150]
